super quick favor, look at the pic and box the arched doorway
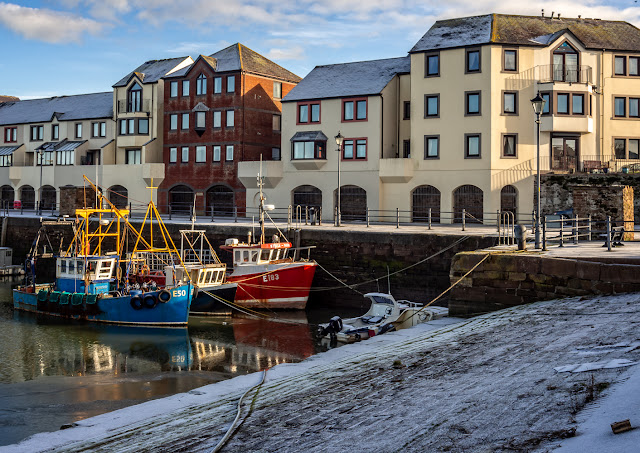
[292,185,322,211]
[169,185,194,215]
[500,185,518,220]
[206,185,234,217]
[337,185,366,221]
[20,185,35,209]
[412,185,440,223]
[0,185,14,209]
[453,185,483,223]
[40,186,56,211]
[108,185,128,209]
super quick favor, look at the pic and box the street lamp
[335,131,344,226]
[530,92,546,249]
[37,149,43,214]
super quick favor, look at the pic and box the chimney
[541,9,545,18]
[558,13,561,19]
[551,11,555,19]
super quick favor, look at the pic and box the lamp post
[37,149,43,214]
[335,131,344,226]
[530,92,546,249]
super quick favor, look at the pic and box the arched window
[453,185,483,223]
[169,185,194,214]
[128,82,142,112]
[553,41,579,82]
[206,185,234,217]
[500,185,518,219]
[108,185,128,209]
[41,186,56,211]
[196,74,207,95]
[337,185,366,221]
[20,185,35,209]
[292,185,322,211]
[0,185,14,209]
[412,185,440,223]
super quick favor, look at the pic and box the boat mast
[257,155,265,245]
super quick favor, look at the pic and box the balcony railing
[117,99,151,114]
[537,64,592,84]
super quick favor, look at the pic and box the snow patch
[554,359,637,373]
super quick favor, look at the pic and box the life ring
[158,289,172,303]
[143,293,158,309]
[141,264,150,276]
[130,295,143,310]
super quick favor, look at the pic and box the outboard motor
[317,316,344,337]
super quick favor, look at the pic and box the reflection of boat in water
[13,178,194,325]
[190,311,315,374]
[318,292,448,344]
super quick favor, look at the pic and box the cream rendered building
[111,56,193,206]
[408,13,640,223]
[242,57,411,222]
[0,93,115,209]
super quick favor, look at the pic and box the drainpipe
[600,49,605,160]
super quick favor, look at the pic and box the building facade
[247,57,411,222]
[0,93,114,209]
[159,44,300,215]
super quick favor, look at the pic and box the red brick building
[159,43,300,215]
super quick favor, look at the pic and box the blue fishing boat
[13,177,194,326]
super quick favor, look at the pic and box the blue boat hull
[190,283,238,314]
[13,284,193,326]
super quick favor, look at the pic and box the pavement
[7,293,640,452]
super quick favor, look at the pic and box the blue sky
[1,0,639,99]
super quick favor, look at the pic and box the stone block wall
[449,251,640,315]
[571,184,634,239]
[59,186,97,216]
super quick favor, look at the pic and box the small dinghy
[317,292,448,345]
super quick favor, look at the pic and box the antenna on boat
[387,265,391,295]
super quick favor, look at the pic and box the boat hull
[190,283,238,314]
[228,262,317,309]
[12,284,193,326]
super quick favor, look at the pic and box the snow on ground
[4,294,640,452]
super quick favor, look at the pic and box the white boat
[317,292,448,344]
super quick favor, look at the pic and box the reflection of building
[159,44,300,215]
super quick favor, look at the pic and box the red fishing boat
[220,167,317,309]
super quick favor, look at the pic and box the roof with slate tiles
[113,57,192,87]
[0,92,113,126]
[411,14,640,53]
[282,56,410,103]
[166,43,301,82]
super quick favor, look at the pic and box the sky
[1,0,640,99]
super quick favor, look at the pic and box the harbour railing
[540,214,636,251]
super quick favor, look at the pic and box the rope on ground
[211,369,267,453]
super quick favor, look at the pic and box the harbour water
[0,281,364,446]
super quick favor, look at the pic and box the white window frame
[169,147,177,163]
[226,110,234,128]
[181,146,189,162]
[225,145,234,161]
[196,145,206,162]
[213,145,221,162]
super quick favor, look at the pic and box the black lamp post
[530,92,546,249]
[335,131,344,226]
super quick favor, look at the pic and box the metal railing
[537,64,592,84]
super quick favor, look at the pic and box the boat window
[77,261,84,274]
[199,271,206,284]
[68,260,75,273]
[234,251,241,263]
[88,261,96,272]
[60,260,66,272]
[242,251,249,262]
[251,251,259,262]
[205,270,213,283]
[371,295,394,304]
[260,250,270,261]
[100,261,111,271]
[215,270,222,283]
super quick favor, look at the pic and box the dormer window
[196,74,207,95]
[128,82,142,112]
[553,41,579,83]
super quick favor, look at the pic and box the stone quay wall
[449,251,640,315]
[3,216,496,309]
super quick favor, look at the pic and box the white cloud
[264,46,306,61]
[0,2,104,43]
[166,41,230,55]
